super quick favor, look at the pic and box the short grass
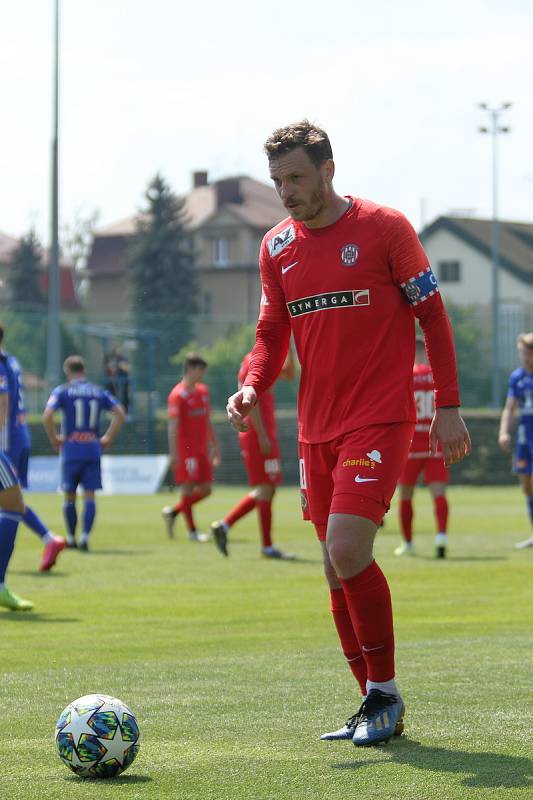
[1,486,532,800]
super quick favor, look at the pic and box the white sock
[0,582,5,590]
[435,532,448,545]
[43,531,55,545]
[80,533,89,544]
[366,679,399,697]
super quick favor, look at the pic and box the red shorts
[174,453,212,485]
[239,433,282,486]
[399,455,449,486]
[298,422,414,540]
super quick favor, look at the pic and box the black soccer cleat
[210,521,228,556]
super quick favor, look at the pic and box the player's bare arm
[248,404,271,455]
[0,393,8,427]
[208,419,221,467]
[100,403,126,449]
[278,343,296,381]
[429,407,471,465]
[42,407,62,452]
[498,396,517,452]
[227,385,257,432]
[167,416,179,470]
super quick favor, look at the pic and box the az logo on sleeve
[268,224,295,257]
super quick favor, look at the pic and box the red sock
[174,491,206,532]
[225,495,256,527]
[399,499,413,543]
[340,561,395,682]
[434,495,448,532]
[330,588,367,695]
[256,500,272,548]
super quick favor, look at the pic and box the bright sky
[1,0,532,242]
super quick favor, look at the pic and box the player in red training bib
[226,120,470,746]
[161,353,220,543]
[395,337,450,558]
[211,346,296,559]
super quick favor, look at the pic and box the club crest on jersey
[268,224,295,258]
[340,243,359,266]
[400,267,439,306]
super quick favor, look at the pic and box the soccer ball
[55,694,140,778]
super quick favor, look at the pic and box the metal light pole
[478,102,511,409]
[46,0,61,386]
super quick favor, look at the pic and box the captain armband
[400,267,439,306]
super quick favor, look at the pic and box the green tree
[7,229,46,308]
[127,174,198,378]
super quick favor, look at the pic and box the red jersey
[410,362,442,457]
[253,197,459,444]
[238,353,277,441]
[167,381,210,452]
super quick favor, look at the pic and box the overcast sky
[1,0,532,242]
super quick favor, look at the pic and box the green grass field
[1,486,532,800]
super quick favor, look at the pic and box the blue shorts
[514,423,533,474]
[0,452,20,491]
[8,442,29,489]
[61,458,102,492]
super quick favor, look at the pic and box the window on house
[438,260,461,282]
[214,237,230,267]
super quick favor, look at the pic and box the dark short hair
[264,119,333,167]
[63,355,86,374]
[184,352,207,370]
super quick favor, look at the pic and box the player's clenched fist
[227,385,257,432]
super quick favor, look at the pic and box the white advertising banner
[27,455,169,495]
[100,455,169,495]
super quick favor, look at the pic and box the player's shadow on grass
[85,548,156,556]
[333,738,532,789]
[0,613,79,623]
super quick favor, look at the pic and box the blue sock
[527,496,533,525]
[0,512,22,583]
[83,500,96,536]
[63,501,77,537]
[22,506,49,539]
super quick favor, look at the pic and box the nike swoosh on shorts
[354,475,378,483]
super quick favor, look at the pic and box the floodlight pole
[478,102,511,409]
[46,0,61,386]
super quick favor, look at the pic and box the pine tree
[127,174,198,376]
[7,229,46,308]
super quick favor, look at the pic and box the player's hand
[498,433,512,453]
[51,434,63,453]
[227,386,257,432]
[100,435,111,450]
[430,408,471,466]
[258,433,272,455]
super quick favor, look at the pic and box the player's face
[187,365,206,384]
[269,147,333,226]
[518,343,533,372]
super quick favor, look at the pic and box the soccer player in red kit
[211,347,296,559]
[162,353,220,542]
[395,336,450,558]
[227,120,471,746]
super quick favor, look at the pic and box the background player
[498,331,533,549]
[395,336,450,558]
[162,353,220,542]
[0,323,65,572]
[43,355,125,551]
[0,452,33,611]
[211,346,296,559]
[227,120,470,746]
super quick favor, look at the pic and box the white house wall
[423,228,532,306]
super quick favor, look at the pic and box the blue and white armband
[400,267,439,306]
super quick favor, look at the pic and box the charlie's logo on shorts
[287,289,370,318]
[340,243,359,266]
[343,457,377,470]
[268,224,295,257]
